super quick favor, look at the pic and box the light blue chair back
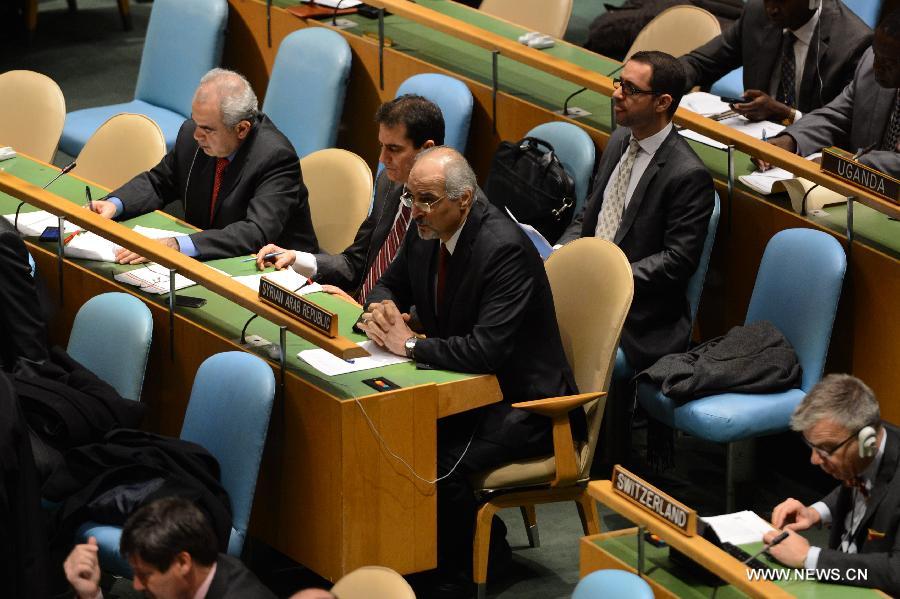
[396,73,473,153]
[180,351,276,556]
[263,28,352,158]
[844,0,882,27]
[710,66,744,100]
[744,228,845,392]
[67,293,153,402]
[573,570,654,599]
[525,121,596,213]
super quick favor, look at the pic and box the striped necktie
[210,157,229,221]
[776,31,797,108]
[358,204,412,302]
[881,89,900,152]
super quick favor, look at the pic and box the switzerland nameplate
[612,465,697,536]
[822,147,899,204]
[258,277,338,338]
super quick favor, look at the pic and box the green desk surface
[592,533,881,598]
[0,156,479,399]
[273,0,900,256]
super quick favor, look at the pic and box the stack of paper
[739,167,795,195]
[64,224,187,262]
[233,268,322,295]
[299,340,409,376]
[701,511,776,545]
[3,210,81,237]
[114,266,199,294]
[679,92,784,150]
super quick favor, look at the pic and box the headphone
[859,425,878,458]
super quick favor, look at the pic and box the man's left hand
[358,299,413,356]
[732,90,792,123]
[763,529,810,568]
[115,237,179,265]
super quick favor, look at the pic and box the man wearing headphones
[90,68,318,262]
[767,374,900,595]
[679,0,871,124]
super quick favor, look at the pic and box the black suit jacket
[558,126,714,371]
[816,424,900,595]
[113,114,318,260]
[367,199,580,446]
[679,0,871,114]
[206,554,276,599]
[314,170,403,296]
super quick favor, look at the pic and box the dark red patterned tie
[359,205,412,301]
[210,157,229,221]
[436,244,450,314]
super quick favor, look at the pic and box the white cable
[353,398,477,484]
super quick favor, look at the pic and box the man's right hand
[752,135,798,171]
[64,536,102,599]
[255,244,296,271]
[89,200,117,219]
[771,498,821,531]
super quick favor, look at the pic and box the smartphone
[39,226,60,242]
[720,96,748,104]
[175,295,207,308]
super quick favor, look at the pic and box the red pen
[63,230,82,245]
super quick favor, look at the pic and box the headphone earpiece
[858,426,878,458]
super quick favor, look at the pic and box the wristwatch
[404,336,418,359]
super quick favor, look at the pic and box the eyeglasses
[801,430,857,459]
[400,187,447,214]
[612,78,661,97]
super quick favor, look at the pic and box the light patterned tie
[595,138,641,241]
[776,30,797,108]
[881,89,900,152]
[358,204,412,301]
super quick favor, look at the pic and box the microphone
[332,0,348,26]
[561,63,623,116]
[14,161,77,233]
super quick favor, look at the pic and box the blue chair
[710,66,744,100]
[636,229,846,510]
[59,0,227,156]
[67,292,153,402]
[525,121,596,214]
[396,73,473,153]
[844,0,882,27]
[262,28,352,159]
[612,192,721,385]
[573,569,654,599]
[77,351,276,573]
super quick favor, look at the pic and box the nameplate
[612,465,697,536]
[258,277,337,338]
[821,147,899,204]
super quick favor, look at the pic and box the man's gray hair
[197,68,259,128]
[790,374,880,433]
[415,146,477,200]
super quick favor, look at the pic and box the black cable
[800,183,820,216]
[240,314,259,345]
[562,87,586,116]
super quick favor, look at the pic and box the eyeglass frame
[612,77,662,97]
[400,186,448,214]
[801,429,858,459]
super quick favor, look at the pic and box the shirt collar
[631,122,673,157]
[859,428,887,488]
[789,3,822,46]
[193,562,217,599]
[444,213,469,255]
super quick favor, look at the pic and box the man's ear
[459,189,474,210]
[422,139,436,150]
[235,120,252,140]
[656,93,673,115]
[174,551,193,576]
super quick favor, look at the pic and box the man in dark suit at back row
[679,0,871,124]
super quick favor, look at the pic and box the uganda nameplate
[258,277,337,338]
[612,465,697,536]
[822,147,899,204]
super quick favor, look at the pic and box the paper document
[114,265,199,294]
[701,510,776,546]
[233,268,323,295]
[64,224,187,262]
[299,340,410,376]
[301,0,361,7]
[505,207,555,260]
[738,167,795,195]
[679,92,784,150]
[3,210,81,236]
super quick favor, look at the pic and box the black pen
[85,186,93,212]
[242,251,284,263]
[743,531,790,564]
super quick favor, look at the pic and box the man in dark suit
[359,147,579,597]
[255,95,443,301]
[64,497,276,599]
[768,375,900,596]
[0,229,48,371]
[91,68,318,262]
[764,9,900,177]
[679,0,871,124]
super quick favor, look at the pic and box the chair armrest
[511,392,605,487]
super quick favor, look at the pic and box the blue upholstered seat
[710,66,744,101]
[263,28,352,158]
[59,0,227,156]
[573,569,654,599]
[525,121,596,214]
[844,0,882,27]
[396,73,474,153]
[77,351,276,574]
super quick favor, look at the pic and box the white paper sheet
[233,268,322,295]
[3,210,81,236]
[679,92,785,150]
[301,0,361,7]
[738,167,795,195]
[505,207,554,260]
[701,510,776,545]
[63,224,188,262]
[114,266,198,294]
[298,340,410,376]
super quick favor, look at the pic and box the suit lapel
[749,22,782,92]
[439,202,483,327]
[857,428,900,539]
[865,88,895,149]
[581,131,628,237]
[413,235,440,334]
[797,14,829,113]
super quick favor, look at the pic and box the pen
[742,530,790,564]
[85,186,93,212]
[242,251,284,262]
[63,230,83,245]
[762,129,768,143]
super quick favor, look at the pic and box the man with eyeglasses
[557,50,714,466]
[358,146,581,598]
[255,95,443,302]
[766,374,900,595]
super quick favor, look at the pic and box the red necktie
[436,244,450,314]
[358,205,412,301]
[210,157,229,222]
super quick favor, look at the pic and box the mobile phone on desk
[175,295,207,308]
[39,226,60,242]
[720,96,749,105]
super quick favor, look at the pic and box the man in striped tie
[256,95,444,302]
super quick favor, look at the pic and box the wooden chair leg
[519,505,540,548]
[473,501,498,599]
[575,491,601,535]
